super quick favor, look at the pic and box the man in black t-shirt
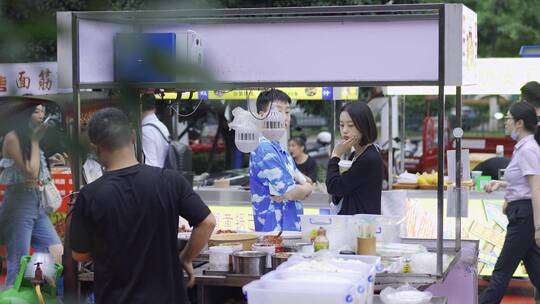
[70,107,215,304]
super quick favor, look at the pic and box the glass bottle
[313,227,329,252]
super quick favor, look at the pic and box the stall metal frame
[60,5,477,297]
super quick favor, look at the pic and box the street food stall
[58,3,480,303]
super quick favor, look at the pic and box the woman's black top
[326,145,383,215]
[296,155,318,182]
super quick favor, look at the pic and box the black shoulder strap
[142,123,170,143]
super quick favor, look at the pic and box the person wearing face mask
[0,103,63,288]
[521,81,540,304]
[479,101,540,304]
[326,102,383,215]
[288,136,318,183]
[249,89,313,232]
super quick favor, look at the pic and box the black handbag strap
[142,123,170,143]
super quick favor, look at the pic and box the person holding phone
[0,103,63,287]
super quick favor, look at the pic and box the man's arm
[174,171,215,287]
[179,214,216,287]
[272,182,313,202]
[69,193,95,263]
[284,183,313,201]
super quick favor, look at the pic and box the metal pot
[232,251,267,276]
[271,252,294,269]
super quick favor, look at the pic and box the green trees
[1,0,538,62]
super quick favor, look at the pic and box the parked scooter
[306,131,332,163]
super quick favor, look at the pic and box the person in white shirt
[141,94,170,168]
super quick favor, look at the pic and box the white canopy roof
[385,58,540,96]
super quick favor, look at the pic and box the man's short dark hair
[341,102,378,146]
[256,89,291,113]
[88,107,133,149]
[521,81,540,107]
[141,93,156,112]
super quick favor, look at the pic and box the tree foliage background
[1,0,539,62]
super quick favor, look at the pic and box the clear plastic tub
[208,246,234,271]
[243,278,357,304]
[332,255,383,304]
[299,215,355,252]
[262,270,369,304]
[276,254,377,304]
[252,243,275,268]
[380,285,433,304]
[353,214,404,244]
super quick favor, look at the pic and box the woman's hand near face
[31,123,48,142]
[331,137,359,158]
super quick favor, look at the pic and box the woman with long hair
[480,101,540,303]
[0,103,63,287]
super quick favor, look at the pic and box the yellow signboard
[156,87,358,101]
[208,205,319,232]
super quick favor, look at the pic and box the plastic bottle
[313,227,329,252]
[496,145,504,158]
[402,257,411,273]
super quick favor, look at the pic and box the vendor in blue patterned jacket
[249,89,313,232]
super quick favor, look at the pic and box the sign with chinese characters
[0,62,57,96]
[156,87,359,101]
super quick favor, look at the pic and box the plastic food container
[261,270,368,304]
[271,252,294,269]
[243,277,357,304]
[353,214,404,244]
[380,286,433,304]
[277,254,381,304]
[299,215,355,252]
[333,255,383,304]
[252,243,276,268]
[208,246,234,271]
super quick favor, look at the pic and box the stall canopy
[385,58,540,96]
